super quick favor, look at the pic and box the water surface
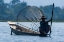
[0,22,64,42]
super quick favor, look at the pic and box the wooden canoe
[8,21,40,36]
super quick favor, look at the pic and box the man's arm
[47,18,52,22]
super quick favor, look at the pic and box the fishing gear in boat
[17,6,44,32]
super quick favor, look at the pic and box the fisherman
[39,15,51,36]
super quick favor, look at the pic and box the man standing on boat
[39,15,52,36]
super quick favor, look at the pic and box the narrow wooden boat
[8,21,40,36]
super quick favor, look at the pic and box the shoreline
[0,20,64,22]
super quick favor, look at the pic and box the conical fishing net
[17,6,44,31]
[17,6,44,22]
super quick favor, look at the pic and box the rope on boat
[17,22,39,32]
[17,22,31,29]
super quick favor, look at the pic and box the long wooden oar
[49,3,54,37]
[51,3,54,26]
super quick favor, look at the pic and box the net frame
[16,6,44,31]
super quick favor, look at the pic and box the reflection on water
[0,22,64,42]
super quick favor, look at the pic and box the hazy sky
[4,0,64,8]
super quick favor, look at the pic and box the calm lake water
[0,22,64,42]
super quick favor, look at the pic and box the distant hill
[0,0,64,21]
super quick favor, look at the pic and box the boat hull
[11,28,39,36]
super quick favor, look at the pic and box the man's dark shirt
[40,21,49,33]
